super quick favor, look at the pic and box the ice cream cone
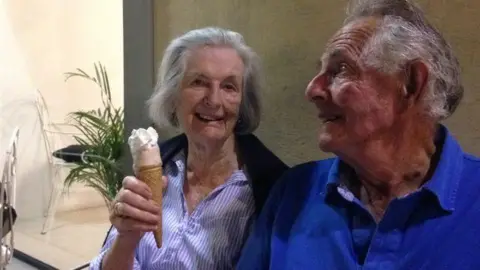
[128,127,163,248]
[137,164,163,248]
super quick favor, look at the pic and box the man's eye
[331,63,349,77]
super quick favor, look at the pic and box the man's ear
[404,60,429,101]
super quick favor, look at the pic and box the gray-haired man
[238,1,480,269]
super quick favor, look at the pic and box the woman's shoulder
[237,133,288,170]
[158,134,187,163]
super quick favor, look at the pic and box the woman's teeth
[196,114,222,121]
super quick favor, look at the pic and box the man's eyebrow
[330,50,349,61]
[317,49,347,70]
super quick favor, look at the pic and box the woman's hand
[109,175,167,239]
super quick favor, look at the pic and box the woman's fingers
[110,200,160,234]
[113,216,158,232]
[115,201,159,225]
[162,176,168,190]
[119,189,161,215]
[122,176,152,200]
[110,175,165,234]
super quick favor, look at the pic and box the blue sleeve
[236,172,289,270]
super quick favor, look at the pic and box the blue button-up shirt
[90,150,255,270]
[238,126,480,270]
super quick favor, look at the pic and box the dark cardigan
[100,133,288,248]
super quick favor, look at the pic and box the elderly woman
[89,27,288,270]
[238,0,480,270]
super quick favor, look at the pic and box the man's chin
[318,142,334,153]
[318,131,343,153]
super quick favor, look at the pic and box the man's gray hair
[147,27,263,134]
[345,0,464,120]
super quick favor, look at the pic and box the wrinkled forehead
[321,17,380,65]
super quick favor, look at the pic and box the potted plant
[63,62,124,204]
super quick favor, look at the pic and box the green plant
[63,62,124,204]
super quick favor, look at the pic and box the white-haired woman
[89,27,288,270]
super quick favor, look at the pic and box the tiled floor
[9,258,38,270]
[13,206,110,269]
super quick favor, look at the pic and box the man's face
[305,18,404,154]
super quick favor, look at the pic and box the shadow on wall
[0,3,55,221]
[1,96,52,221]
[1,0,124,220]
[153,0,346,165]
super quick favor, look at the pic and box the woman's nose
[305,73,329,102]
[204,85,221,107]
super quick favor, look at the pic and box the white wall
[0,0,123,220]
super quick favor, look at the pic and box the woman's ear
[404,60,429,101]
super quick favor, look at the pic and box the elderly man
[237,0,480,269]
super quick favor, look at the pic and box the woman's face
[177,46,244,144]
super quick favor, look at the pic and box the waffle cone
[137,164,163,248]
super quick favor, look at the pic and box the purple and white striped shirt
[89,150,255,270]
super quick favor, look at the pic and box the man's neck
[341,120,438,220]
[186,135,239,187]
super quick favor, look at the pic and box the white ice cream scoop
[128,127,159,152]
[128,127,162,170]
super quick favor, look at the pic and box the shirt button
[337,186,354,201]
[187,222,198,234]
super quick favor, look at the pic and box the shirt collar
[421,125,463,211]
[325,124,463,212]
[170,149,248,185]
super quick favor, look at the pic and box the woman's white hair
[147,27,263,134]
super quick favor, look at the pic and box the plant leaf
[63,62,125,202]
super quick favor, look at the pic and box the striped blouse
[89,150,255,270]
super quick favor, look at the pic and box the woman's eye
[191,79,206,87]
[223,84,237,92]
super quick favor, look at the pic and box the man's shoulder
[278,158,336,193]
[439,151,480,214]
[262,158,336,228]
[458,151,480,180]
[460,152,480,183]
[286,158,335,176]
[463,152,480,166]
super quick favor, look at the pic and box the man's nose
[305,73,329,102]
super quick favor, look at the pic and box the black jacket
[159,133,289,215]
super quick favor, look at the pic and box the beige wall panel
[154,0,480,165]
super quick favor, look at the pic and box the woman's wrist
[116,232,143,248]
[101,234,141,270]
